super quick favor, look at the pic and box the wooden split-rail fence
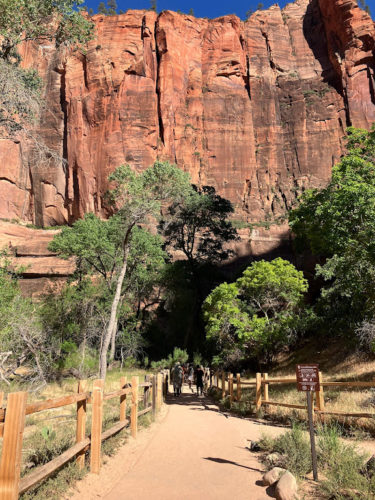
[0,371,169,500]
[211,371,375,419]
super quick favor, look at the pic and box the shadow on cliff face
[302,0,343,94]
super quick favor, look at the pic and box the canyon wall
[1,0,375,286]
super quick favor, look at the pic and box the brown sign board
[296,364,320,392]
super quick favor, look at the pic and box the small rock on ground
[266,452,283,466]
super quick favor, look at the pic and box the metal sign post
[296,364,319,481]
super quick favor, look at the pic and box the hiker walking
[196,365,204,396]
[187,364,194,391]
[172,362,183,397]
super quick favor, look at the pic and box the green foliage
[0,249,55,383]
[97,2,107,14]
[289,126,375,331]
[259,423,375,498]
[0,60,43,135]
[149,0,157,12]
[150,347,188,370]
[270,425,312,478]
[0,0,94,60]
[50,162,192,377]
[203,258,310,367]
[317,425,373,499]
[160,185,238,265]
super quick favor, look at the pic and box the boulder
[275,471,298,500]
[263,467,286,486]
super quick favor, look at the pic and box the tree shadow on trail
[203,458,275,498]
[203,457,263,473]
[166,391,230,417]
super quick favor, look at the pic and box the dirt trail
[68,387,285,500]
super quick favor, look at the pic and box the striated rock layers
[1,0,375,269]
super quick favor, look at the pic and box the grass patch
[9,368,153,499]
[257,423,375,499]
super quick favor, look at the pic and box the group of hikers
[171,362,209,397]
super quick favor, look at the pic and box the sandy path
[68,387,286,500]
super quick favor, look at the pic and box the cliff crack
[154,18,165,146]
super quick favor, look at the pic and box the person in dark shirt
[196,365,204,396]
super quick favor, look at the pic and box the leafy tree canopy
[203,258,309,368]
[289,127,375,328]
[160,185,238,265]
[0,0,94,60]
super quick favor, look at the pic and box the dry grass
[226,344,375,436]
[0,368,153,499]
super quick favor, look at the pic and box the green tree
[203,258,309,367]
[289,126,375,331]
[0,250,52,384]
[51,162,191,378]
[0,0,94,61]
[149,0,157,12]
[88,8,94,15]
[188,8,194,16]
[107,0,118,15]
[158,185,238,351]
[98,2,108,14]
[160,185,238,287]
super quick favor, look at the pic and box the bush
[258,423,375,498]
[317,425,373,499]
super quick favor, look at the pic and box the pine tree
[88,7,94,16]
[98,2,108,15]
[107,0,118,15]
[150,0,157,12]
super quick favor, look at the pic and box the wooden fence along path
[211,371,375,419]
[0,371,169,500]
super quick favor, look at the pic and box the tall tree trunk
[99,230,131,379]
[109,319,118,362]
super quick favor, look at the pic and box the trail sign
[296,364,320,481]
[296,364,320,392]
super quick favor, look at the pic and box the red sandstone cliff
[1,0,375,277]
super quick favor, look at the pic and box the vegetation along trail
[70,387,283,500]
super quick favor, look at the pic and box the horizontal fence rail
[0,370,169,500]
[211,371,375,419]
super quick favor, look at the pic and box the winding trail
[99,388,283,500]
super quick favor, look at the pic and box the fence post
[144,375,149,410]
[263,373,269,404]
[120,376,127,422]
[0,392,4,439]
[152,374,157,420]
[76,380,87,470]
[157,373,163,410]
[131,376,139,438]
[256,373,262,411]
[90,379,104,474]
[236,373,241,401]
[0,391,28,500]
[315,371,325,421]
[221,372,226,399]
[229,373,234,406]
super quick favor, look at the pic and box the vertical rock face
[0,0,375,234]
